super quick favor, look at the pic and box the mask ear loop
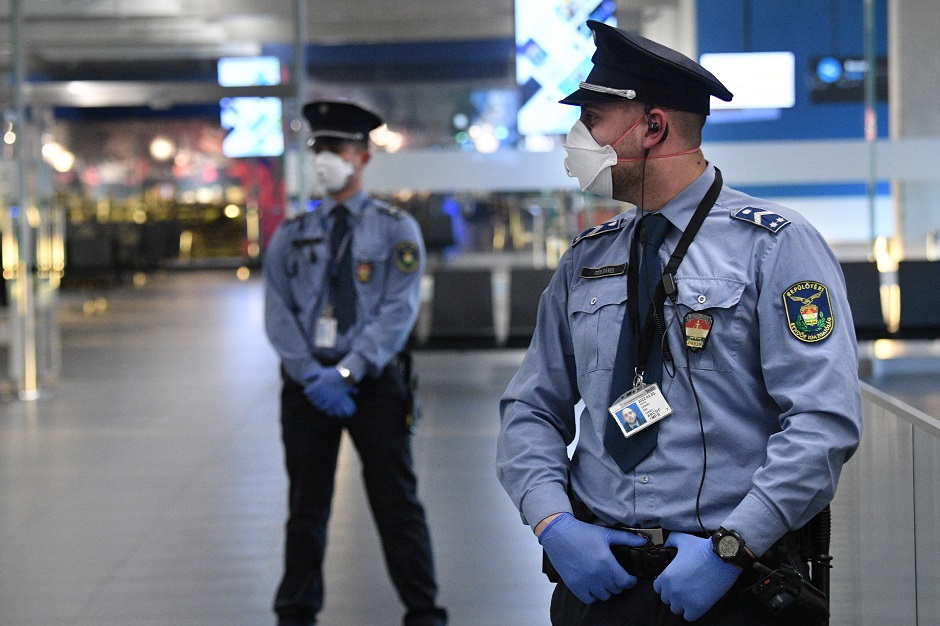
[610,114,647,150]
[617,107,699,163]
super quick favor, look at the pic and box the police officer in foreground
[496,21,863,625]
[264,100,447,626]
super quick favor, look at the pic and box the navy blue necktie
[605,212,671,472]
[330,205,356,332]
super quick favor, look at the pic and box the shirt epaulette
[731,206,791,234]
[283,200,322,226]
[571,219,624,247]
[375,200,405,220]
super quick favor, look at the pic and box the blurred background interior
[1,1,939,625]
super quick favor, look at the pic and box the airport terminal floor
[0,270,937,625]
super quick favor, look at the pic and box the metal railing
[829,382,940,625]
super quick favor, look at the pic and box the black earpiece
[646,110,660,132]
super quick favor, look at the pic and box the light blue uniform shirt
[264,190,425,383]
[496,165,863,555]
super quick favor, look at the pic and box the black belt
[542,537,679,583]
[612,543,676,578]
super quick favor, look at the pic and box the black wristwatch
[711,527,756,570]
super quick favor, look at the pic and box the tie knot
[641,213,670,249]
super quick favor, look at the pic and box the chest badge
[684,312,713,352]
[783,281,834,342]
[357,261,374,283]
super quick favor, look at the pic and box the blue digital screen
[515,0,616,136]
[217,56,281,87]
[220,97,284,158]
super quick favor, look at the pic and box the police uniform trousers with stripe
[550,573,786,626]
[274,363,442,625]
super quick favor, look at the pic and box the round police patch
[395,242,419,273]
[782,281,834,343]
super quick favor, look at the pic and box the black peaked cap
[560,20,733,114]
[302,100,383,142]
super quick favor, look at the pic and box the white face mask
[563,113,702,198]
[563,113,652,198]
[314,151,355,193]
[563,120,620,198]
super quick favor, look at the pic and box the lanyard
[627,168,724,383]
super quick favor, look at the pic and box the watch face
[717,534,739,558]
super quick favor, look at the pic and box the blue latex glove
[652,532,742,621]
[303,367,357,418]
[537,512,649,604]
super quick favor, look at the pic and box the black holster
[742,505,832,625]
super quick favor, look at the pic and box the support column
[9,0,39,400]
[290,0,309,216]
[890,0,940,259]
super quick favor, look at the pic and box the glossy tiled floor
[4,271,937,626]
[0,272,552,626]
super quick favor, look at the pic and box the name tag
[608,383,673,438]
[315,314,338,349]
[580,263,627,279]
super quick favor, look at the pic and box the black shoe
[404,607,447,626]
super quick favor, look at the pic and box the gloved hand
[303,367,357,418]
[537,512,649,604]
[652,532,742,621]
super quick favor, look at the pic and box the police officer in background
[265,100,447,626]
[496,22,862,625]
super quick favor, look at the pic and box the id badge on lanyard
[315,305,338,349]
[608,382,673,439]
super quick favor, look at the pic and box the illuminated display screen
[515,0,616,136]
[220,97,284,158]
[699,52,796,110]
[217,56,282,87]
[217,57,284,158]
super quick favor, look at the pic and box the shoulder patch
[731,207,790,233]
[783,281,834,343]
[571,219,624,247]
[375,200,404,220]
[395,241,420,273]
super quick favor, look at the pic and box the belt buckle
[626,527,664,546]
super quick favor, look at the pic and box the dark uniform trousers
[274,362,444,626]
[550,574,786,626]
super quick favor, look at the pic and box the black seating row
[841,260,940,340]
[415,267,555,350]
[414,261,940,350]
[63,220,182,286]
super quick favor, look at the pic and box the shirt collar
[657,163,717,233]
[321,189,369,219]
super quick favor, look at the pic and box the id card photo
[612,402,649,435]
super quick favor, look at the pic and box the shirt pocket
[353,252,389,314]
[671,276,746,372]
[568,276,627,377]
[290,240,329,294]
